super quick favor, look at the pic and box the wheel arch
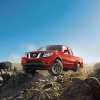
[49,57,63,75]
[75,61,83,68]
[55,57,62,62]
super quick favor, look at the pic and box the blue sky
[0,0,100,63]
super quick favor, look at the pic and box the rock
[60,78,94,100]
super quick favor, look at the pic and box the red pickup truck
[21,45,83,75]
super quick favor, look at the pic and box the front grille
[30,52,39,58]
[28,52,45,58]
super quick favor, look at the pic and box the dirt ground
[0,63,100,100]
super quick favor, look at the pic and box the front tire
[48,59,63,76]
[23,66,36,75]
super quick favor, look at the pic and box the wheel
[23,66,36,75]
[76,63,81,72]
[49,59,63,76]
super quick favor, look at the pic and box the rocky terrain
[0,63,100,100]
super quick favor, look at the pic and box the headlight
[43,52,53,57]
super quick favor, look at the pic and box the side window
[63,46,73,55]
[63,46,69,54]
[63,46,67,52]
[67,48,73,55]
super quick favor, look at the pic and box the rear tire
[48,59,63,76]
[76,63,81,72]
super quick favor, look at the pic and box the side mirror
[64,50,68,53]
[64,50,74,55]
[64,50,69,54]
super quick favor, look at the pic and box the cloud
[7,54,21,63]
[20,43,37,52]
[24,44,37,51]
[6,43,38,63]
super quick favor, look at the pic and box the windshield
[38,45,62,51]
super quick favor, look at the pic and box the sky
[0,0,100,63]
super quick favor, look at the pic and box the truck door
[62,47,75,68]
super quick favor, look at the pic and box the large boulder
[0,61,12,70]
[60,78,94,100]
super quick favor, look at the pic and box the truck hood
[30,50,56,53]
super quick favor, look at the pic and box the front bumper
[22,55,56,70]
[22,61,51,70]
